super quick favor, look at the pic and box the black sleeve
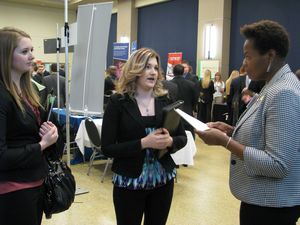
[0,94,43,171]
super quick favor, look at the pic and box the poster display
[198,60,220,79]
[69,2,113,116]
[166,52,182,80]
[113,42,129,78]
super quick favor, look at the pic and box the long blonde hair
[116,47,167,98]
[0,27,40,112]
[201,69,212,88]
[225,70,239,95]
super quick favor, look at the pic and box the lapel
[233,94,261,135]
[122,96,145,128]
[121,95,167,129]
[233,64,291,135]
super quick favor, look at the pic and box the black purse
[43,153,76,219]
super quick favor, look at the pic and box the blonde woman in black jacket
[101,48,187,225]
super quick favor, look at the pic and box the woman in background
[101,48,187,225]
[225,70,239,124]
[0,27,58,225]
[197,69,215,123]
[213,72,225,104]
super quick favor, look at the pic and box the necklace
[136,97,153,116]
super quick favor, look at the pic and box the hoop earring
[266,61,272,73]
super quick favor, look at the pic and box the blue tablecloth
[52,108,99,164]
[52,108,86,131]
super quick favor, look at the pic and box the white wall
[0,1,76,63]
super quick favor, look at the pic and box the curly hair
[240,20,289,58]
[116,47,167,98]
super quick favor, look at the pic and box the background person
[181,60,198,83]
[44,63,66,109]
[225,70,240,125]
[104,65,118,108]
[0,27,58,225]
[196,20,300,225]
[171,64,198,138]
[101,48,187,225]
[196,69,215,123]
[213,72,225,104]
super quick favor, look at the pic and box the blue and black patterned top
[112,116,176,190]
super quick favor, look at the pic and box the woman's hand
[195,128,229,147]
[196,127,245,160]
[141,128,173,150]
[206,121,234,136]
[39,121,59,151]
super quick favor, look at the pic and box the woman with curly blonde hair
[102,47,187,225]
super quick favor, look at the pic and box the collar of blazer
[233,64,291,135]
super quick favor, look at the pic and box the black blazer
[197,79,215,103]
[162,80,178,102]
[0,81,48,182]
[171,76,198,115]
[101,93,187,178]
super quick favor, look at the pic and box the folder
[159,100,184,159]
[162,100,184,135]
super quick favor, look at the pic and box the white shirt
[213,81,225,98]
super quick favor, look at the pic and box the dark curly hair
[240,20,289,58]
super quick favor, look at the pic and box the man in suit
[171,64,198,138]
[182,60,198,83]
[43,63,66,109]
[162,80,178,102]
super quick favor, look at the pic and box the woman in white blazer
[196,20,300,225]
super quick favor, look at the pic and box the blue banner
[113,42,129,61]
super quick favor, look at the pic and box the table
[52,108,101,164]
[52,108,86,130]
[171,131,197,166]
[75,119,103,155]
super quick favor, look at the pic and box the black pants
[240,202,300,225]
[113,179,174,225]
[0,185,44,225]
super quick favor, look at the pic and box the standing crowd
[1,19,300,225]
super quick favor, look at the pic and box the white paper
[175,109,209,131]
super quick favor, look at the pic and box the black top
[0,81,48,182]
[101,93,187,178]
[141,116,156,128]
[197,79,215,103]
